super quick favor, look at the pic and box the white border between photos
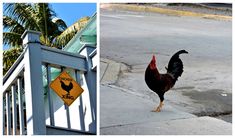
[0,0,234,137]
[96,2,101,136]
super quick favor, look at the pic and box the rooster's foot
[152,102,164,112]
[151,106,161,112]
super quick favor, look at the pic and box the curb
[101,58,128,85]
[102,4,232,21]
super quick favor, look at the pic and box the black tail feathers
[167,50,188,81]
[174,50,188,56]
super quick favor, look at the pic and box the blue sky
[50,3,96,26]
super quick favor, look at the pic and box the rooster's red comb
[152,55,156,62]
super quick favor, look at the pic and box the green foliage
[3,47,23,74]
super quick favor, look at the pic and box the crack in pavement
[101,116,197,129]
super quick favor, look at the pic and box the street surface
[100,8,232,135]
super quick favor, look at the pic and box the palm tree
[3,47,23,74]
[3,3,90,74]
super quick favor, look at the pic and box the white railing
[1,30,97,135]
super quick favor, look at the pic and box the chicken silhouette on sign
[50,71,84,106]
[60,80,73,95]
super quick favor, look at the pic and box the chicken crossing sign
[50,71,84,106]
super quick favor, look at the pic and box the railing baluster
[65,104,71,129]
[61,67,71,129]
[46,65,55,126]
[75,70,85,131]
[11,85,17,135]
[6,91,11,135]
[2,95,5,135]
[17,78,25,135]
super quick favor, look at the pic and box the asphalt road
[100,9,232,123]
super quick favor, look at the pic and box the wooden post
[22,30,46,135]
[79,45,96,133]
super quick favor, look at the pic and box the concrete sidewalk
[100,58,232,135]
[101,58,128,84]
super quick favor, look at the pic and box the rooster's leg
[152,101,164,112]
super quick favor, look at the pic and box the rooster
[145,50,188,112]
[60,80,73,95]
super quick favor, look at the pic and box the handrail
[3,49,26,84]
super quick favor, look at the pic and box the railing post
[22,30,46,135]
[79,45,96,133]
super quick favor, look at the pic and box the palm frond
[2,3,74,73]
[3,15,25,34]
[3,47,23,75]
[4,3,39,31]
[39,34,52,47]
[53,16,90,48]
[52,17,68,31]
[34,3,57,43]
[3,32,22,47]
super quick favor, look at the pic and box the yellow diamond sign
[50,71,84,106]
